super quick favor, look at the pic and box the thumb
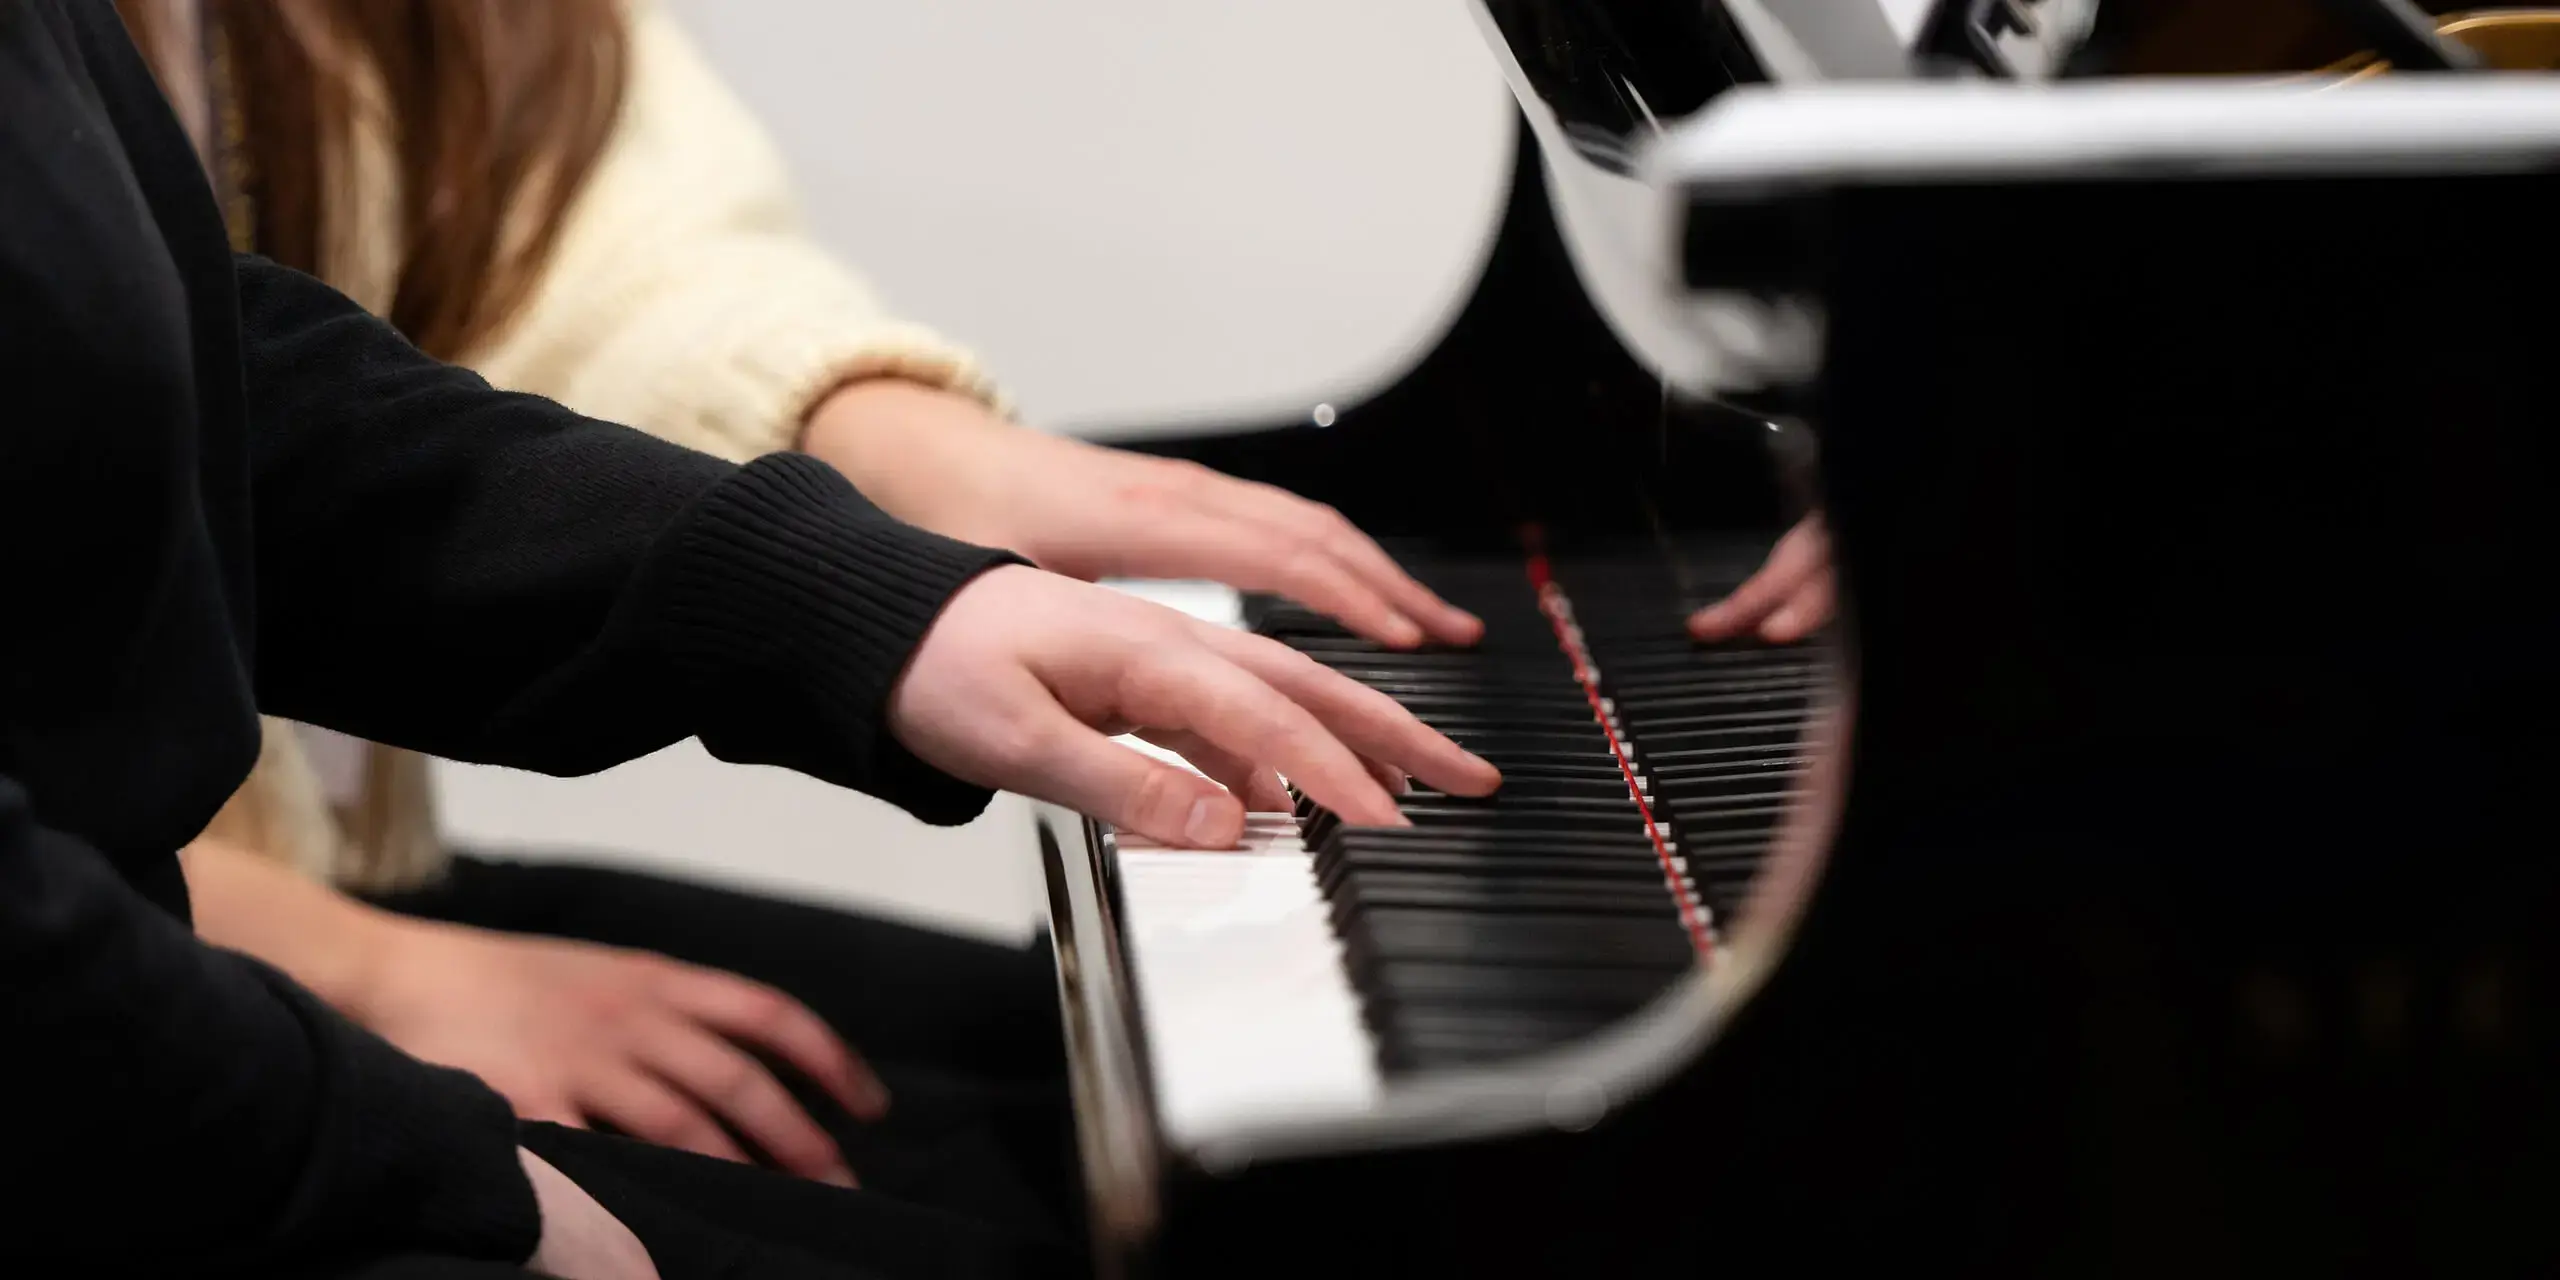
[1033,712,1247,847]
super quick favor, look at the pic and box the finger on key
[1759,569,1835,643]
[1363,756,1409,798]
[1109,644,1405,827]
[1137,728,1294,813]
[1032,716,1252,847]
[1689,519,1825,642]
[1215,485,1482,647]
[1201,626,1500,798]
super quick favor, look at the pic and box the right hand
[802,380,1484,650]
[1687,516,1834,645]
[890,565,1502,846]
[520,1147,657,1280]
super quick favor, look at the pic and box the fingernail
[856,1079,892,1119]
[1184,797,1226,846]
[824,1163,859,1189]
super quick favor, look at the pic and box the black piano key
[1318,850,1672,892]
[1340,908,1697,969]
[1613,691,1814,722]
[1337,891,1703,943]
[1244,544,1825,1078]
[1310,807,1655,849]
[1679,836,1787,867]
[1361,964,1682,1018]
[1652,780,1805,812]
[1662,794,1792,823]
[1377,793,1647,818]
[1377,1021,1617,1073]
[1332,682,1594,707]
[1615,708,1808,736]
[1316,828,1677,863]
[1332,871,1685,918]
[1646,752,1808,777]
[1640,727,1806,758]
[1420,761,1642,784]
[1411,774,1640,802]
[1576,645,1799,673]
[1377,1004,1634,1042]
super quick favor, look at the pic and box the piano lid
[1460,1,1962,395]
[1646,75,2560,395]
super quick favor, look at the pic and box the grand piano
[1035,3,2560,1274]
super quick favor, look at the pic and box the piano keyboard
[1092,542,1820,1139]
[1257,542,1818,1072]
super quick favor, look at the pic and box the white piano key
[1098,578,1245,629]
[1115,841,1383,1146]
[1105,733,1380,1144]
[1085,581,1379,1144]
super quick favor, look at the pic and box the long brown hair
[121,0,629,361]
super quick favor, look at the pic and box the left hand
[360,918,881,1187]
[802,381,1483,649]
[183,837,878,1184]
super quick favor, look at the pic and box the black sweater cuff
[248,966,541,1267]
[646,453,1028,823]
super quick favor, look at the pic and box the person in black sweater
[0,3,1499,1276]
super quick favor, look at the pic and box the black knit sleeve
[0,773,540,1270]
[233,254,1023,822]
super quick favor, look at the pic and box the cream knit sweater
[186,0,1004,890]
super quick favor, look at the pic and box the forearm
[798,378,1014,540]
[183,837,391,1013]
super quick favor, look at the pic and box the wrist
[325,907,430,1025]
[799,377,1017,543]
[184,837,406,1012]
[799,378,909,471]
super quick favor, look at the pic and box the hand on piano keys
[887,565,1503,848]
[1686,514,1833,645]
[798,380,1487,648]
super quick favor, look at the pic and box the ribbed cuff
[647,452,1028,823]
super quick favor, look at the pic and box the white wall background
[435,0,1518,939]
[672,0,1518,437]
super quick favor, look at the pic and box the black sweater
[0,2,1021,1270]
